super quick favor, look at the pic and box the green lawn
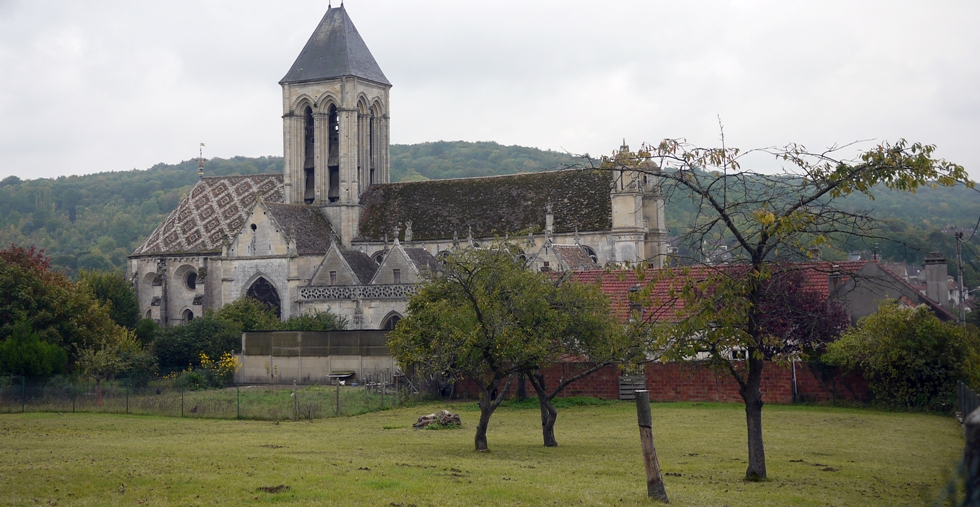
[0,401,964,506]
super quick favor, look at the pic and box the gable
[131,175,284,256]
[311,247,359,285]
[371,244,419,284]
[357,170,613,242]
[228,202,290,257]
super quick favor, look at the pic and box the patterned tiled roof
[264,203,333,255]
[357,170,613,241]
[132,175,284,256]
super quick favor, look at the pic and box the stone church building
[129,5,668,330]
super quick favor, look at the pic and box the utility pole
[956,232,966,325]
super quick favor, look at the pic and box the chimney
[828,265,843,295]
[924,252,949,308]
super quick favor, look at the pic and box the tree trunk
[538,397,558,447]
[474,402,493,452]
[529,373,559,447]
[740,356,767,481]
[474,376,513,452]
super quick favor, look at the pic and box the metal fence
[0,370,429,421]
[959,380,979,421]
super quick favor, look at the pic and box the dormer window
[393,269,401,284]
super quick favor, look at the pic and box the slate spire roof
[280,5,390,86]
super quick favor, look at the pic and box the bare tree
[592,137,972,480]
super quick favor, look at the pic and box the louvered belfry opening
[303,106,315,204]
[327,104,340,203]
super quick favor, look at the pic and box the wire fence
[0,370,432,421]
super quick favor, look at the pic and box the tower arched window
[327,104,340,202]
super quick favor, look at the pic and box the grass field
[0,401,964,506]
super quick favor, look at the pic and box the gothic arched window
[381,313,401,331]
[246,277,281,319]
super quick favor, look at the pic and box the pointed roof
[280,5,390,86]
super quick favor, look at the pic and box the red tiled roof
[570,261,870,323]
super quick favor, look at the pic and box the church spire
[280,5,390,86]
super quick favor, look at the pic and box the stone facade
[129,4,668,332]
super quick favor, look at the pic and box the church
[129,5,668,330]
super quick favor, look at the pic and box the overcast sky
[1,0,978,181]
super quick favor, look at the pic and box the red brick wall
[454,361,868,404]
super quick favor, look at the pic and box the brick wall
[454,361,868,404]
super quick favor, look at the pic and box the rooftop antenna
[197,143,206,179]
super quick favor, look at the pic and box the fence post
[336,382,340,416]
[634,390,668,503]
[293,380,298,421]
[126,379,130,415]
[237,385,241,420]
[72,379,76,413]
[381,372,385,410]
[964,408,980,503]
[21,376,26,414]
[181,384,185,418]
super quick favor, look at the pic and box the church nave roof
[132,175,284,256]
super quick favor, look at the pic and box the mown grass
[0,401,964,506]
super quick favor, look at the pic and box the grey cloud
[0,0,977,180]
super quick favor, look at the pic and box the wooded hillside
[0,141,977,285]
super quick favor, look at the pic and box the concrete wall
[239,330,394,384]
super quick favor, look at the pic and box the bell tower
[280,5,391,246]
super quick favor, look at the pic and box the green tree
[215,296,281,332]
[825,302,980,411]
[0,245,118,355]
[76,328,145,406]
[79,270,141,329]
[520,278,636,447]
[598,139,972,480]
[388,246,628,451]
[0,319,68,376]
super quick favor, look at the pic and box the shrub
[824,302,980,411]
[281,310,346,331]
[153,314,241,370]
[169,352,240,390]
